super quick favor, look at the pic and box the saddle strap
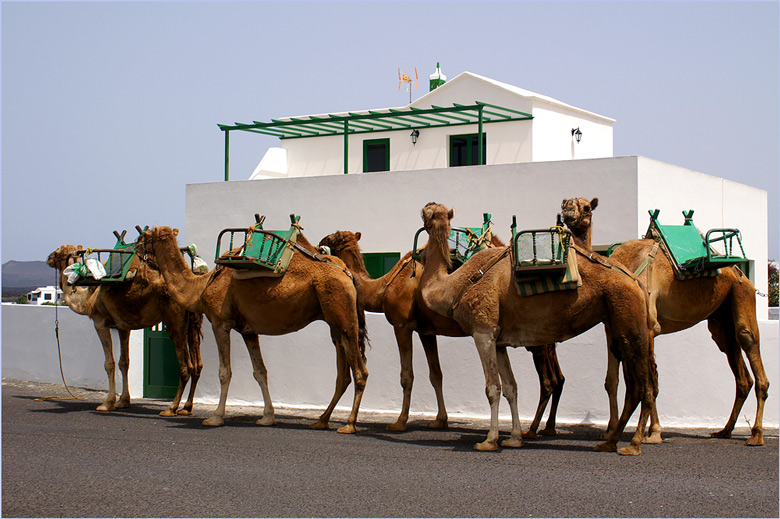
[448,246,511,317]
[633,241,660,277]
[293,242,353,280]
[570,243,638,281]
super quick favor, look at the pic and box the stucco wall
[3,303,777,430]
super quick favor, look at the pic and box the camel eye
[583,205,590,212]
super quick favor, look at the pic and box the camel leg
[311,337,351,430]
[472,330,502,452]
[387,326,414,431]
[241,333,276,426]
[159,320,191,417]
[600,349,621,440]
[181,312,203,416]
[93,320,117,412]
[643,334,663,444]
[496,347,523,448]
[203,322,232,427]
[708,308,768,446]
[596,334,649,456]
[523,345,557,439]
[115,329,131,409]
[541,344,565,436]
[337,329,369,435]
[420,333,448,429]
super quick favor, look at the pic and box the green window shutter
[363,139,390,172]
[361,252,401,278]
[450,133,486,167]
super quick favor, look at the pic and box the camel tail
[352,275,370,362]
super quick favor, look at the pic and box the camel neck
[418,225,455,316]
[151,233,208,313]
[331,244,387,312]
[58,271,95,315]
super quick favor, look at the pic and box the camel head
[136,227,179,267]
[318,231,361,255]
[561,197,598,241]
[421,202,455,270]
[46,244,84,270]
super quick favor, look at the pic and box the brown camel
[46,244,204,417]
[562,197,769,446]
[416,202,654,455]
[318,230,563,438]
[135,226,369,431]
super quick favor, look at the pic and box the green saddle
[214,214,301,277]
[73,230,138,286]
[645,209,746,277]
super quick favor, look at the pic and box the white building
[26,285,63,305]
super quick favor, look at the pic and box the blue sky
[2,1,778,262]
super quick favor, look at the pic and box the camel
[318,230,563,438]
[561,197,769,446]
[416,202,655,455]
[46,244,204,417]
[135,226,369,432]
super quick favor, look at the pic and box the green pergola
[218,101,533,180]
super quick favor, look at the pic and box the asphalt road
[2,378,778,518]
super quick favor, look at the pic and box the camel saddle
[215,214,301,278]
[412,212,495,271]
[645,209,746,281]
[510,217,582,297]
[72,230,139,286]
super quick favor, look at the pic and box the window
[362,252,401,278]
[450,133,486,167]
[363,139,390,172]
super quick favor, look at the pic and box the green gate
[362,252,401,279]
[143,324,179,399]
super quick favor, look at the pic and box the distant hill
[2,260,55,301]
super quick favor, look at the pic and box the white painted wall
[1,304,144,397]
[3,303,777,430]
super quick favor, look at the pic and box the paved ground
[2,378,778,518]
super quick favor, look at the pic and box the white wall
[1,303,144,397]
[3,303,777,430]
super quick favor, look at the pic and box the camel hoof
[159,409,177,417]
[474,440,499,452]
[711,429,732,439]
[618,444,642,456]
[256,416,276,427]
[501,437,523,448]
[386,421,408,432]
[594,441,617,452]
[176,409,192,416]
[642,433,663,444]
[521,430,539,440]
[116,400,131,409]
[427,418,448,430]
[310,420,329,430]
[337,424,357,434]
[202,416,224,427]
[745,434,764,447]
[539,427,558,437]
[96,403,115,412]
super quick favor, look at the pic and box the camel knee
[485,384,501,404]
[400,372,414,391]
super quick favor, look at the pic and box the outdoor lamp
[410,129,420,145]
[572,127,582,143]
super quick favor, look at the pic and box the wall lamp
[410,129,420,145]
[572,127,582,143]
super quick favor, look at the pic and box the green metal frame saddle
[412,213,494,269]
[214,213,301,276]
[645,209,746,272]
[510,214,571,276]
[73,229,140,286]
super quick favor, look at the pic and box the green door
[143,324,179,399]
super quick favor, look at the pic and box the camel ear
[355,232,361,241]
[77,245,84,252]
[447,209,454,220]
[561,199,567,209]
[173,228,179,237]
[590,198,599,211]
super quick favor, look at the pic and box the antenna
[398,67,419,103]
